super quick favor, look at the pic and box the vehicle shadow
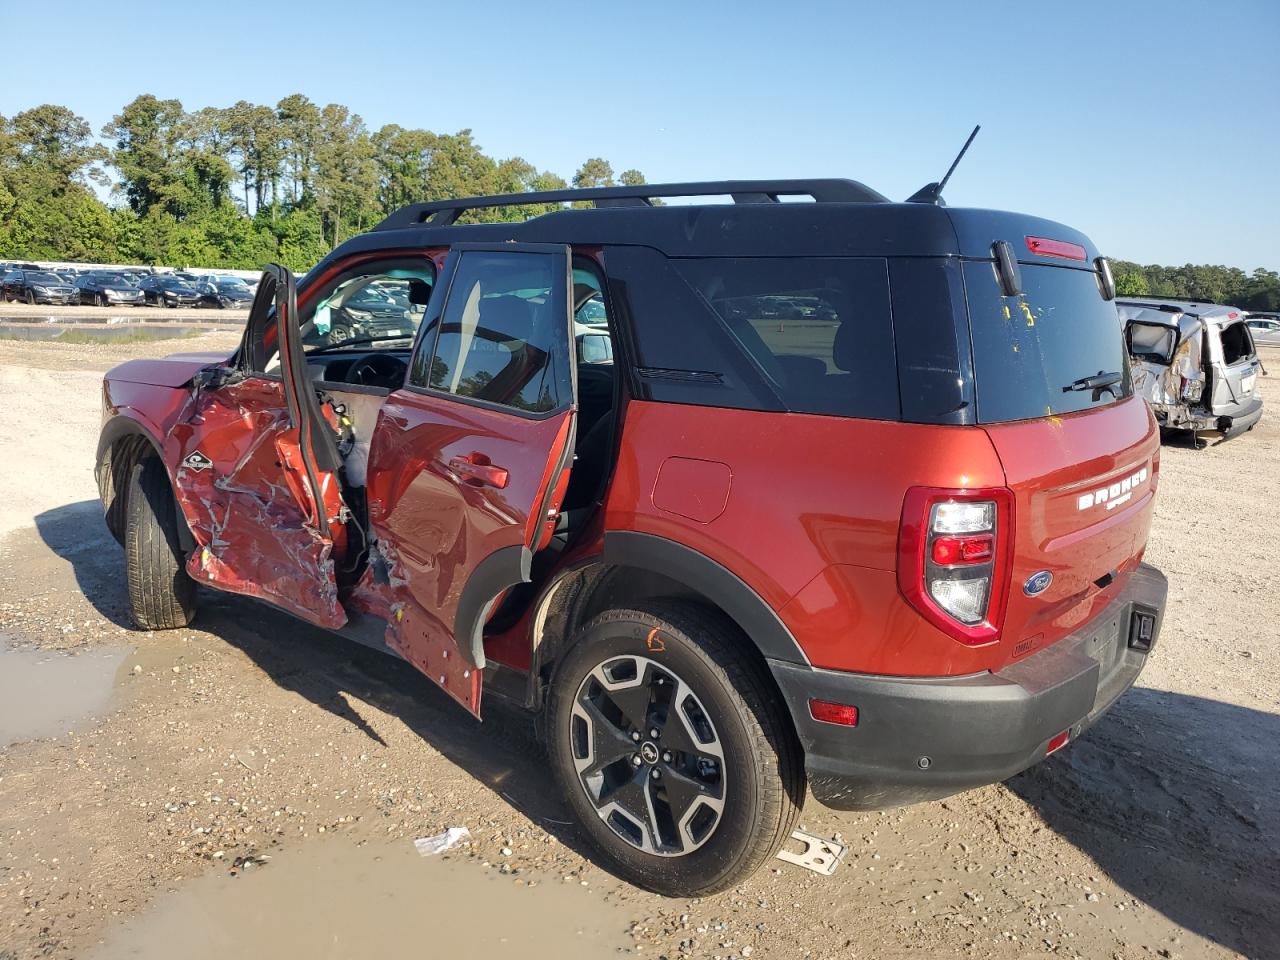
[1007,687,1280,958]
[33,501,1280,935]
[32,498,137,629]
[33,501,588,852]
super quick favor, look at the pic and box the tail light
[898,487,1014,646]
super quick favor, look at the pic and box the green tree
[573,157,615,189]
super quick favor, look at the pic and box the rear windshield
[963,261,1131,423]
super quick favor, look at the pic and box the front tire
[547,603,803,896]
[124,458,196,630]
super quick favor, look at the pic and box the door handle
[448,453,509,489]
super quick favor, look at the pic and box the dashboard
[306,350,411,392]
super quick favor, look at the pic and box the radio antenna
[906,125,980,205]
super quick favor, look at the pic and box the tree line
[1,95,1277,310]
[0,96,646,275]
[1110,260,1279,312]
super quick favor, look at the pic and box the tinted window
[889,257,975,425]
[964,261,1131,423]
[419,251,570,414]
[604,246,783,412]
[672,257,898,419]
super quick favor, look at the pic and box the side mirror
[992,240,1022,297]
[1095,257,1116,301]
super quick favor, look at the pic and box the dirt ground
[0,333,1276,960]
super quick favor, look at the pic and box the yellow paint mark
[1020,302,1035,327]
[1002,305,1011,320]
[645,628,666,653]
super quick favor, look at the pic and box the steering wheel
[347,353,408,389]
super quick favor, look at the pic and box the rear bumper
[1219,395,1263,438]
[770,562,1168,810]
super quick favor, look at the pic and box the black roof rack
[374,178,888,230]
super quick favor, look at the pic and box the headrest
[479,295,534,337]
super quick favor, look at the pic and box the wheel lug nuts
[650,768,661,780]
[631,731,641,741]
[649,728,659,739]
[631,755,642,766]
[662,751,673,763]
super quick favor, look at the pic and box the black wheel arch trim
[602,531,812,666]
[455,544,532,670]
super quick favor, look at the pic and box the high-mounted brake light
[898,487,1014,646]
[1025,236,1087,261]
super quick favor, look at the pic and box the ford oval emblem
[1024,570,1053,597]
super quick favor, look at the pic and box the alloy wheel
[570,655,726,857]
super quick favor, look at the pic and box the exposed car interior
[274,256,619,569]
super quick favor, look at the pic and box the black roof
[318,179,1102,280]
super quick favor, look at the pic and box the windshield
[26,272,61,284]
[300,270,434,351]
[92,274,134,286]
[964,261,1131,423]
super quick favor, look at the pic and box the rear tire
[547,602,803,896]
[125,458,196,630]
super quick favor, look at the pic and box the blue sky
[2,0,1277,269]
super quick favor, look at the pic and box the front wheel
[547,603,803,896]
[124,457,196,630]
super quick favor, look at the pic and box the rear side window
[964,262,1131,423]
[670,257,898,419]
[1219,321,1255,365]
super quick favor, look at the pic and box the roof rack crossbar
[374,178,887,230]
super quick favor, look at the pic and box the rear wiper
[306,334,413,355]
[1062,370,1123,399]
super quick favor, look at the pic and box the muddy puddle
[90,839,631,959]
[0,635,131,747]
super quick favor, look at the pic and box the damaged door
[1123,312,1205,417]
[363,243,578,715]
[171,265,349,628]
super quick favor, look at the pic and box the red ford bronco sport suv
[96,179,1168,895]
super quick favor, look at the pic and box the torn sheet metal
[170,378,348,630]
[347,538,483,717]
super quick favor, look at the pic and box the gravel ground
[0,338,1276,960]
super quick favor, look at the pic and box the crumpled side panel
[347,539,482,716]
[171,378,346,630]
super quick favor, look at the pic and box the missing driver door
[364,243,578,716]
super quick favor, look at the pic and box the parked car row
[0,264,254,309]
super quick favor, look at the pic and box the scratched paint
[170,378,347,630]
